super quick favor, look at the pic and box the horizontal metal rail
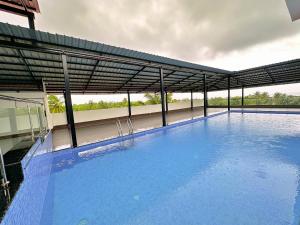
[0,94,43,105]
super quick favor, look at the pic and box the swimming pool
[3,111,300,225]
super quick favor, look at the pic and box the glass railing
[0,96,47,156]
[0,94,48,219]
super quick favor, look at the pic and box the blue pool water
[20,112,300,224]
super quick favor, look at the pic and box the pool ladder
[116,118,134,137]
[116,119,123,137]
[127,118,134,135]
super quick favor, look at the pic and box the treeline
[48,92,300,113]
[48,93,178,113]
[209,92,300,106]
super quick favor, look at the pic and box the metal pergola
[0,22,299,147]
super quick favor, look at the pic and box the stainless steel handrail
[116,119,123,137]
[127,118,134,134]
[27,104,35,142]
[0,94,43,105]
[0,148,10,201]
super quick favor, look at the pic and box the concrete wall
[52,100,203,127]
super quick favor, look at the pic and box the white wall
[52,100,203,127]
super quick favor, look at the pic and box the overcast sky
[1,0,300,103]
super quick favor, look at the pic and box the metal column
[203,75,208,117]
[127,90,132,117]
[159,68,167,126]
[241,86,244,107]
[62,54,77,148]
[165,90,169,113]
[28,13,35,30]
[42,80,51,130]
[228,76,231,111]
[191,90,194,110]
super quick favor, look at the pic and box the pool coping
[230,109,300,115]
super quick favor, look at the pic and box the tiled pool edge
[230,109,300,115]
[1,132,53,225]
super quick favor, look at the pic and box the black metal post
[191,90,194,110]
[165,90,169,113]
[28,13,35,30]
[241,86,244,107]
[159,68,167,126]
[127,90,131,117]
[63,90,70,125]
[62,54,77,148]
[203,75,208,117]
[228,76,231,111]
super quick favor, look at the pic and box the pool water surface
[36,112,300,224]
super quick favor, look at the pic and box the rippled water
[41,112,300,225]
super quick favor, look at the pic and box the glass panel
[29,105,40,130]
[15,107,31,132]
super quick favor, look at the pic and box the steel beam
[264,68,275,82]
[127,90,132,117]
[84,59,99,93]
[16,49,40,90]
[159,68,167,126]
[140,70,176,92]
[28,13,35,30]
[62,54,77,148]
[117,66,146,92]
[175,73,205,92]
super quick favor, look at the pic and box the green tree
[166,92,175,103]
[144,93,161,104]
[144,92,175,104]
[48,95,64,113]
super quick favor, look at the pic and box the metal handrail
[27,104,35,142]
[127,118,134,134]
[0,148,10,201]
[0,94,43,105]
[116,119,123,137]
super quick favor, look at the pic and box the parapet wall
[52,100,203,127]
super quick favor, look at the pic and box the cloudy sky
[1,0,300,102]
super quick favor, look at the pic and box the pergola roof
[230,59,300,89]
[0,22,299,94]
